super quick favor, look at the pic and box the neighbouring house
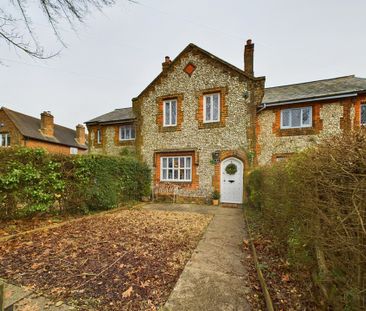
[256,75,366,165]
[85,41,366,204]
[0,107,88,155]
[85,107,136,155]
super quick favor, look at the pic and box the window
[70,147,78,155]
[281,107,312,129]
[119,125,135,140]
[163,99,177,126]
[204,93,220,123]
[161,156,192,182]
[96,129,102,144]
[0,133,10,147]
[361,103,366,125]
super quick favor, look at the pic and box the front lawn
[0,209,212,310]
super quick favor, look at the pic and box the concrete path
[144,203,251,311]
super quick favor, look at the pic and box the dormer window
[281,107,312,129]
[163,99,177,126]
[204,93,220,123]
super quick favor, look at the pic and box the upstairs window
[70,147,78,155]
[96,129,102,144]
[161,156,192,182]
[361,103,366,125]
[163,99,177,126]
[281,107,312,129]
[204,93,220,123]
[119,125,135,140]
[0,133,10,147]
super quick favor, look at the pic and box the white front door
[220,157,244,204]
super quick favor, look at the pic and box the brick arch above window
[156,94,184,132]
[196,87,228,129]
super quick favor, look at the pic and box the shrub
[246,131,366,309]
[0,148,151,219]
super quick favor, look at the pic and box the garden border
[243,208,274,311]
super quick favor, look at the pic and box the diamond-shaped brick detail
[183,63,196,76]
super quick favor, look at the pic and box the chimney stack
[76,124,86,145]
[162,56,172,71]
[40,111,54,136]
[244,39,254,76]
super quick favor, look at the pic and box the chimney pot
[40,111,54,136]
[244,39,255,76]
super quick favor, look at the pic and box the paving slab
[145,203,251,311]
[0,279,74,311]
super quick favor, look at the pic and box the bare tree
[0,0,117,59]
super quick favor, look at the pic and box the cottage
[256,75,366,164]
[85,41,366,204]
[85,107,136,155]
[0,107,87,155]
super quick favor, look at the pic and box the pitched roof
[133,43,265,101]
[263,75,366,105]
[85,107,135,125]
[2,107,87,149]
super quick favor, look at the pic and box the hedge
[0,148,151,219]
[246,131,366,310]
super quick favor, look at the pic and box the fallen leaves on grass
[0,209,212,310]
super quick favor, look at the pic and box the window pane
[168,158,173,168]
[302,107,311,125]
[186,169,191,180]
[125,127,131,139]
[186,157,191,168]
[171,101,177,125]
[213,95,219,121]
[165,102,170,125]
[174,157,179,168]
[291,109,301,127]
[180,169,185,180]
[162,158,167,168]
[120,127,125,140]
[174,169,178,180]
[168,169,173,179]
[282,110,290,127]
[0,134,3,146]
[205,96,211,121]
[131,127,135,138]
[361,104,366,125]
[180,157,185,168]
[162,169,167,180]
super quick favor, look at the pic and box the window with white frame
[70,147,78,155]
[163,99,177,126]
[0,133,10,147]
[96,129,102,144]
[204,93,220,123]
[281,106,312,129]
[361,103,366,125]
[161,156,192,182]
[119,125,135,140]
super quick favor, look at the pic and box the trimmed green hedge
[0,148,151,219]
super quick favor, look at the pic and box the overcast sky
[1,0,365,129]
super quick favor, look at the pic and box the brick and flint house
[0,107,87,155]
[86,41,366,204]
